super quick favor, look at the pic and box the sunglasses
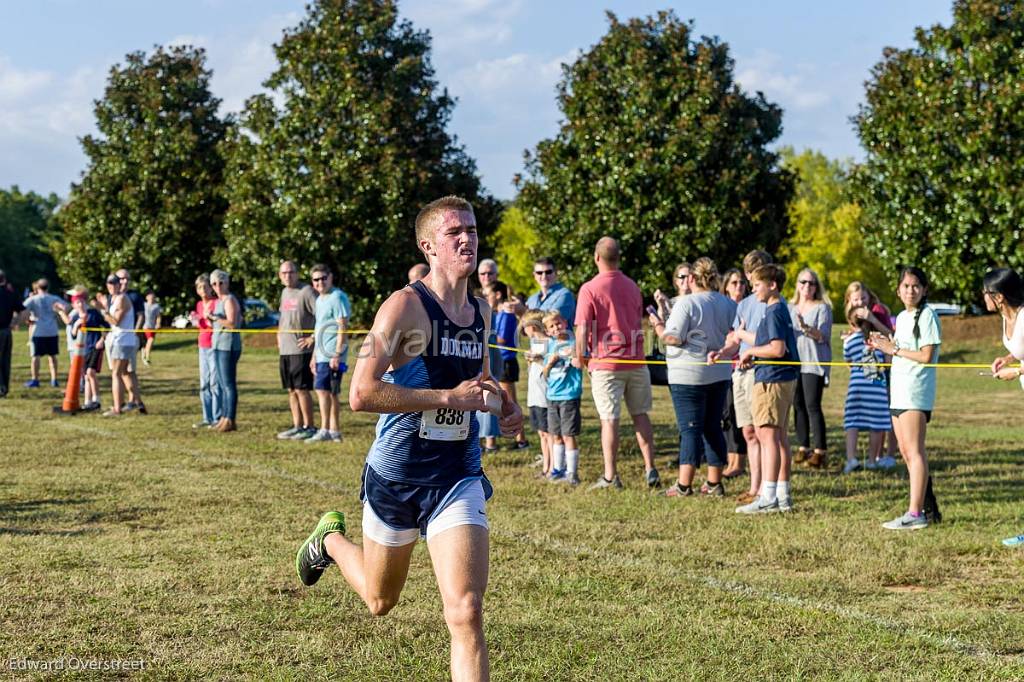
[798,279,816,285]
[311,276,328,283]
[534,269,554,276]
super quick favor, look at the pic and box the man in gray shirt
[276,260,318,440]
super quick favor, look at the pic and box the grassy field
[1,324,1023,680]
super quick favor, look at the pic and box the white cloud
[404,0,524,56]
[449,49,575,97]
[0,56,53,101]
[735,50,829,111]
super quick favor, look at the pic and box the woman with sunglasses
[719,268,748,478]
[983,268,1024,547]
[788,268,832,469]
[654,262,691,321]
[208,269,243,432]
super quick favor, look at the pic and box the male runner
[295,196,522,682]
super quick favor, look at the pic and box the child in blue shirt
[486,281,528,449]
[715,264,798,514]
[542,311,582,485]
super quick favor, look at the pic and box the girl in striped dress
[842,282,893,473]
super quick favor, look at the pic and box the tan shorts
[731,369,756,428]
[751,380,798,429]
[591,368,653,421]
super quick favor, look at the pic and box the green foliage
[0,187,61,292]
[516,11,793,295]
[493,205,539,297]
[220,0,499,321]
[54,45,228,314]
[852,0,1024,304]
[778,149,890,307]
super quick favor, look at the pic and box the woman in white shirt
[983,267,1024,548]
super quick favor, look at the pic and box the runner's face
[429,210,477,277]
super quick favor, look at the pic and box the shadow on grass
[0,526,98,537]
[0,498,93,514]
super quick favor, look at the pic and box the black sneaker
[295,511,346,586]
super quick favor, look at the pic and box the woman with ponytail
[866,267,942,530]
[982,267,1024,547]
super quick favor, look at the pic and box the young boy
[542,311,582,485]
[57,286,107,410]
[718,264,799,513]
[522,310,551,475]
[485,281,528,449]
[142,291,162,366]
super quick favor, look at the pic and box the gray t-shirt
[788,302,833,378]
[23,293,64,338]
[277,284,317,356]
[664,291,736,386]
[143,302,162,329]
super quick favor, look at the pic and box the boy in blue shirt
[542,311,582,485]
[716,263,798,513]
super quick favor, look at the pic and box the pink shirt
[195,299,214,348]
[574,270,645,371]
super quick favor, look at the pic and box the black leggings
[722,382,746,455]
[794,373,827,451]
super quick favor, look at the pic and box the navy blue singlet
[364,280,486,487]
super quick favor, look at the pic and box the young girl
[866,267,942,530]
[789,267,832,469]
[841,282,893,473]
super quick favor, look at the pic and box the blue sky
[1,0,952,200]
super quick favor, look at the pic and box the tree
[493,205,539,297]
[778,149,890,307]
[852,0,1024,304]
[55,46,229,313]
[516,11,793,295]
[0,187,61,293]
[221,0,500,321]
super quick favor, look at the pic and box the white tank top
[108,294,138,348]
[1001,311,1024,389]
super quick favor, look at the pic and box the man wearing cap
[0,270,24,397]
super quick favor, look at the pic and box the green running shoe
[296,511,346,586]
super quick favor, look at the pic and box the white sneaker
[843,459,861,474]
[777,496,793,512]
[304,429,333,443]
[736,496,780,514]
[882,512,928,530]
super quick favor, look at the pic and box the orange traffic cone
[54,339,85,415]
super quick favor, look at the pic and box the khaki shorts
[731,369,756,428]
[591,367,653,421]
[751,380,798,429]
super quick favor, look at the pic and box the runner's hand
[446,374,488,412]
[992,356,1009,374]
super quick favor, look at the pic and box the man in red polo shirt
[574,237,659,490]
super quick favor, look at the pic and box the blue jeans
[214,349,241,421]
[199,346,220,424]
[669,381,729,468]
